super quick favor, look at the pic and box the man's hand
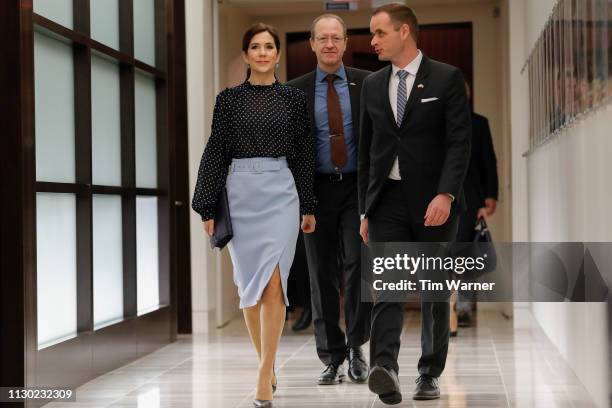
[360,218,369,244]
[301,214,316,233]
[203,219,214,236]
[477,207,488,220]
[484,198,497,215]
[424,194,452,227]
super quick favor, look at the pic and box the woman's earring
[275,63,279,69]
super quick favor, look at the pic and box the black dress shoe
[457,311,473,327]
[368,366,402,405]
[291,307,312,331]
[347,347,369,383]
[253,399,272,407]
[413,375,440,400]
[317,363,345,385]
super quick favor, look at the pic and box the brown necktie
[326,74,347,169]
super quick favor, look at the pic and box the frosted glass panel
[91,0,119,49]
[135,73,157,188]
[93,195,124,328]
[137,196,159,315]
[133,0,156,66]
[92,55,122,186]
[36,193,77,349]
[34,0,73,29]
[34,32,75,183]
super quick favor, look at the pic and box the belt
[315,171,356,183]
[230,157,288,173]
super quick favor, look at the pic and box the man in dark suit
[287,14,372,386]
[461,82,498,223]
[453,81,499,328]
[358,4,471,403]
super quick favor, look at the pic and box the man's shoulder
[427,57,462,79]
[471,112,490,136]
[345,66,372,82]
[285,72,314,90]
[471,112,488,124]
[362,65,389,86]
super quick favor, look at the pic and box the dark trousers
[304,174,372,366]
[456,207,479,310]
[368,180,458,376]
[457,208,478,242]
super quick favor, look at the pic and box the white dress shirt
[387,50,423,180]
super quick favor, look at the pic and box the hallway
[44,311,597,408]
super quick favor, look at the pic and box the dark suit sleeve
[358,78,373,216]
[437,69,471,199]
[480,118,499,200]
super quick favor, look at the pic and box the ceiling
[225,0,493,17]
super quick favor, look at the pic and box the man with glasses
[287,14,372,385]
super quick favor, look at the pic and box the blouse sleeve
[287,89,316,215]
[191,91,231,221]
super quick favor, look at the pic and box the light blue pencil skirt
[225,157,300,309]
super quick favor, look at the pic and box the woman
[192,23,316,407]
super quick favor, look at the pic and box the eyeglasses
[314,36,346,45]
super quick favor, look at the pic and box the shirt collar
[391,50,423,78]
[316,64,347,83]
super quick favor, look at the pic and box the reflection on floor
[44,310,597,407]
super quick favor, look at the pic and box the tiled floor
[45,310,598,407]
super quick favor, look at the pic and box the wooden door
[287,22,473,103]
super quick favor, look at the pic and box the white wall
[508,0,529,243]
[527,107,611,408]
[509,0,610,405]
[185,0,218,333]
[219,4,251,88]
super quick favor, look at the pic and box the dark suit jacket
[358,55,471,220]
[463,112,498,210]
[286,66,372,165]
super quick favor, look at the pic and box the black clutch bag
[471,217,497,276]
[449,217,497,279]
[210,188,233,249]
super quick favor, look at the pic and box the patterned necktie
[326,74,347,168]
[396,70,409,127]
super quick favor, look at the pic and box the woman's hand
[301,214,316,233]
[203,219,214,236]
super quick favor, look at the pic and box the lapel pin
[417,83,424,88]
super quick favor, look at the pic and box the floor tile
[43,311,597,408]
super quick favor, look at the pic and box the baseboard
[191,308,217,333]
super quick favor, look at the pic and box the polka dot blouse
[192,80,316,221]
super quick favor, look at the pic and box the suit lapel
[346,68,360,136]
[400,55,430,127]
